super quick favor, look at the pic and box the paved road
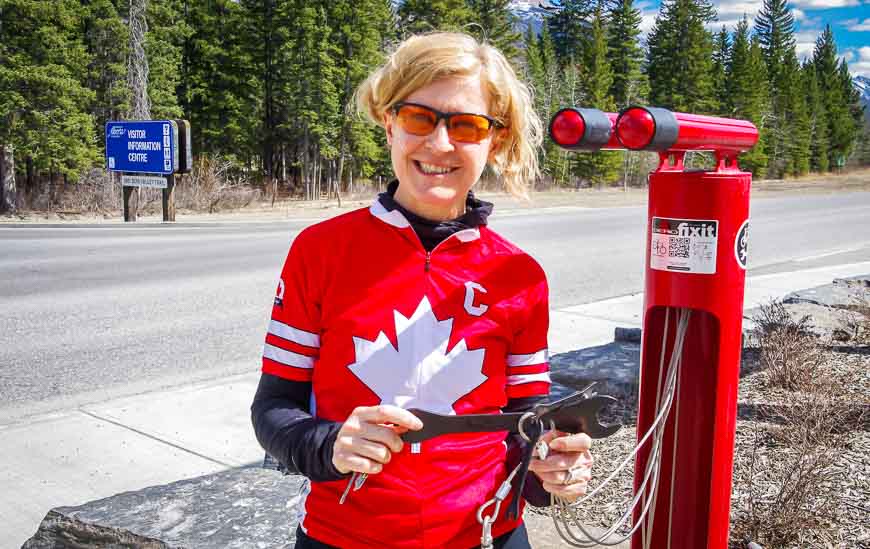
[2,191,869,419]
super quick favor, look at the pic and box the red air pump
[548,106,758,549]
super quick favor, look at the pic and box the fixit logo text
[677,222,716,238]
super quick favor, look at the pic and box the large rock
[549,342,640,405]
[782,275,870,308]
[24,468,307,548]
[23,467,629,549]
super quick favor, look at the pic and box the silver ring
[518,412,539,442]
[564,467,584,485]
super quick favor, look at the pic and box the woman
[251,32,593,549]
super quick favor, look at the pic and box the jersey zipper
[425,251,431,272]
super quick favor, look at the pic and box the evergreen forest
[0,0,867,212]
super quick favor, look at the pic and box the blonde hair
[355,32,542,198]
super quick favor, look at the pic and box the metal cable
[549,307,692,548]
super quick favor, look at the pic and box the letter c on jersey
[463,281,489,317]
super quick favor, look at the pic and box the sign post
[106,120,191,222]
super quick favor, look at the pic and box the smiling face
[385,75,500,221]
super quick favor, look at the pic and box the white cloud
[846,18,870,31]
[715,1,762,18]
[635,2,658,37]
[789,0,860,7]
[793,8,807,21]
[711,1,760,30]
[843,46,870,77]
[795,28,824,61]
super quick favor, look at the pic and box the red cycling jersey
[263,200,550,548]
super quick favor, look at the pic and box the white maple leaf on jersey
[348,296,487,415]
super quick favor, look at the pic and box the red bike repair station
[549,105,757,549]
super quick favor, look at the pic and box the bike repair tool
[403,384,620,522]
[402,387,619,444]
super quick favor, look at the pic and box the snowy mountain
[854,76,870,122]
[509,0,551,34]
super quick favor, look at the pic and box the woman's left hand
[527,430,594,502]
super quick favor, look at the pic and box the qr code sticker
[668,237,690,258]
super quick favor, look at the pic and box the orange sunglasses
[392,102,503,144]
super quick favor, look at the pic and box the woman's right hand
[332,405,424,475]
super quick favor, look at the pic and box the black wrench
[401,388,620,444]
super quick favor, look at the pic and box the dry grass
[751,300,824,391]
[549,298,870,549]
[36,156,262,217]
[843,293,870,345]
[729,299,870,548]
[133,155,261,214]
[55,169,121,214]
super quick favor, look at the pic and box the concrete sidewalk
[4,261,870,548]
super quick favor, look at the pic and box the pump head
[548,106,759,154]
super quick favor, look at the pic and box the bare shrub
[733,301,867,547]
[732,420,843,548]
[56,169,121,214]
[174,156,260,213]
[752,300,813,340]
[842,293,870,345]
[732,373,860,548]
[751,301,824,391]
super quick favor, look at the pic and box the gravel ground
[531,301,870,549]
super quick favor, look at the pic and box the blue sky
[635,0,870,77]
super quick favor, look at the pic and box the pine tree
[711,26,730,115]
[145,0,190,119]
[573,2,620,185]
[328,0,394,188]
[467,0,521,61]
[753,0,799,177]
[545,0,592,65]
[726,17,768,176]
[803,60,829,172]
[237,0,295,184]
[0,0,97,194]
[754,0,795,88]
[646,0,717,113]
[606,0,645,108]
[182,0,259,161]
[781,48,811,176]
[277,2,341,197]
[524,24,570,185]
[81,0,129,141]
[524,25,545,93]
[839,59,864,161]
[398,0,474,34]
[813,25,855,170]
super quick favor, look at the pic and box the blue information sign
[105,120,179,174]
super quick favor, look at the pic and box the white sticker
[121,175,168,188]
[650,217,718,274]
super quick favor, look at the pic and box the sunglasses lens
[396,105,437,136]
[448,114,492,143]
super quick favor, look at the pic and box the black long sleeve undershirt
[251,373,347,482]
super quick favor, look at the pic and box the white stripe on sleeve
[506,372,551,385]
[506,349,549,367]
[263,343,315,369]
[268,319,320,348]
